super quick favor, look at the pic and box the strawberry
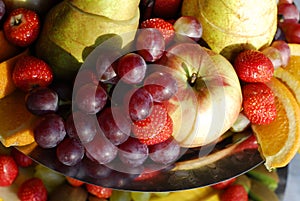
[140,18,175,44]
[3,8,40,47]
[85,183,113,199]
[220,184,248,201]
[11,148,33,167]
[234,49,274,83]
[211,177,236,190]
[66,176,85,187]
[242,83,277,125]
[0,154,19,186]
[13,55,53,92]
[153,0,182,19]
[18,178,47,201]
[132,103,173,145]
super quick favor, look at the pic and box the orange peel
[252,77,300,170]
[0,90,37,147]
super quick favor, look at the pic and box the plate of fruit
[0,0,300,194]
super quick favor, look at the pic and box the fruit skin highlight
[181,0,277,54]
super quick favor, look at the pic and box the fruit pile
[1,0,300,200]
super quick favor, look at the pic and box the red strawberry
[18,178,47,201]
[140,18,175,44]
[85,183,112,199]
[242,83,277,125]
[153,0,182,19]
[132,104,173,145]
[220,184,248,201]
[66,176,85,187]
[234,49,274,83]
[3,8,40,47]
[0,154,19,186]
[11,148,33,167]
[211,177,236,190]
[13,55,53,92]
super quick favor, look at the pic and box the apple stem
[189,73,198,86]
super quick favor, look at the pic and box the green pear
[35,0,140,80]
[181,0,277,54]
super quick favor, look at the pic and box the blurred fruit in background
[0,0,5,21]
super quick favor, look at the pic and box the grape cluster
[26,28,190,172]
[276,1,300,43]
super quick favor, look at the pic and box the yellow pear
[181,0,277,54]
[35,0,140,80]
[68,0,140,20]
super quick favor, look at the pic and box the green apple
[181,0,277,54]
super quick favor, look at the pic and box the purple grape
[136,28,165,62]
[82,157,112,179]
[128,87,153,121]
[75,69,99,87]
[173,16,203,42]
[0,0,5,21]
[274,27,286,41]
[74,83,108,114]
[97,107,130,145]
[34,114,66,148]
[116,53,147,84]
[85,133,118,164]
[95,50,120,82]
[118,137,149,168]
[148,137,181,165]
[144,71,178,102]
[66,111,97,144]
[56,137,85,166]
[25,87,59,116]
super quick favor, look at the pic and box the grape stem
[58,99,72,106]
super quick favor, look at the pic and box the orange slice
[273,43,300,154]
[0,90,37,147]
[251,77,300,170]
[0,30,22,63]
[274,44,300,103]
[0,49,30,99]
